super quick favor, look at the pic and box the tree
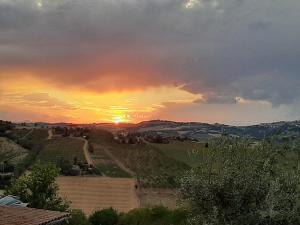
[6,162,69,211]
[89,208,119,225]
[180,138,300,225]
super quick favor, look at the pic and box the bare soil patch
[56,176,139,215]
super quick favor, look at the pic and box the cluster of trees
[5,137,300,225]
[0,120,14,134]
[56,157,95,176]
[54,127,90,138]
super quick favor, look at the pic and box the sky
[0,0,300,125]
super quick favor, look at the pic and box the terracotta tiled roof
[0,206,70,225]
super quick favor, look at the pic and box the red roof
[0,206,70,225]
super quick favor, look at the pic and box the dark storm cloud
[0,0,300,105]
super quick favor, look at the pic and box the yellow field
[56,176,139,215]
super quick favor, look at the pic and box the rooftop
[0,206,70,225]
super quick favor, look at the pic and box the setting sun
[113,117,122,124]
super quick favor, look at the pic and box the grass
[88,142,131,177]
[89,129,190,188]
[151,141,208,167]
[95,163,131,178]
[38,138,86,164]
[9,129,30,139]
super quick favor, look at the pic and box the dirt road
[83,139,93,165]
[47,129,53,140]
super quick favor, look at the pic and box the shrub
[68,209,91,225]
[89,208,119,225]
[119,206,188,225]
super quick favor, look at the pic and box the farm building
[0,205,70,225]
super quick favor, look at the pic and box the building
[0,205,70,225]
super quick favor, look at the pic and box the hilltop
[4,119,300,141]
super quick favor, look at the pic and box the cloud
[1,92,77,110]
[0,104,73,122]
[0,0,300,106]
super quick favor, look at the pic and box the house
[0,205,70,225]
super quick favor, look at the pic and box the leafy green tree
[89,208,119,225]
[6,162,69,211]
[57,158,72,175]
[180,138,300,225]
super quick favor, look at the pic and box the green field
[151,141,208,167]
[38,138,86,164]
[95,163,131,178]
[89,129,189,187]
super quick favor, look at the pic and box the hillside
[123,120,300,141]
[89,129,189,188]
[0,137,28,165]
[8,128,49,150]
[38,138,86,164]
[150,141,207,167]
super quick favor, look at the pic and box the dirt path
[102,147,135,177]
[47,129,53,140]
[83,139,93,165]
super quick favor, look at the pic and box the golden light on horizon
[0,77,201,123]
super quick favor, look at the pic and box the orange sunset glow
[0,76,201,123]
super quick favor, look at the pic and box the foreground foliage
[6,162,69,211]
[180,138,300,225]
[67,206,188,225]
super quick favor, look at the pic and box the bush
[68,209,91,225]
[89,208,119,225]
[119,206,188,225]
[56,158,73,175]
[119,208,151,225]
[180,138,300,225]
